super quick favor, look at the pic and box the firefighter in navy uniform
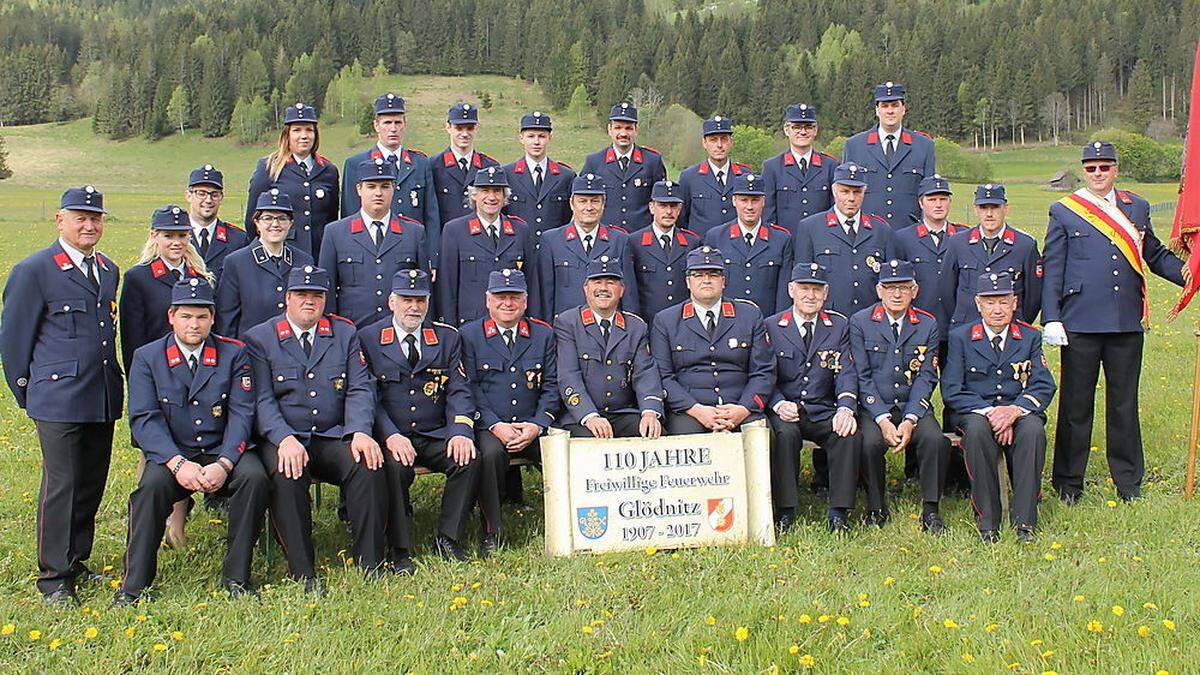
[942,272,1057,543]
[340,92,439,257]
[431,103,499,238]
[215,190,314,338]
[242,266,387,590]
[502,112,576,240]
[245,103,339,259]
[628,180,703,320]
[0,186,123,606]
[556,257,663,439]
[702,173,793,316]
[762,104,838,232]
[185,165,248,283]
[678,115,752,233]
[320,157,427,326]
[649,247,775,435]
[765,263,861,533]
[580,103,667,231]
[437,166,536,327]
[358,269,482,567]
[848,260,949,532]
[115,279,268,604]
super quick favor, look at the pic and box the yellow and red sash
[1059,189,1149,325]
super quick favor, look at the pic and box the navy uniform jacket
[678,161,751,233]
[894,222,964,326]
[244,154,340,259]
[761,150,838,231]
[533,224,640,320]
[766,309,857,423]
[794,209,898,316]
[436,214,536,327]
[243,314,373,445]
[650,299,775,414]
[214,242,313,339]
[502,158,576,240]
[580,145,667,231]
[460,317,559,429]
[0,242,123,423]
[192,220,249,283]
[555,306,664,425]
[942,225,1042,330]
[941,321,1056,416]
[340,146,439,243]
[319,213,427,326]
[849,304,939,422]
[628,225,703,320]
[128,334,254,465]
[431,148,500,233]
[1042,189,1184,333]
[842,129,936,227]
[119,259,204,375]
[358,318,474,440]
[703,222,793,316]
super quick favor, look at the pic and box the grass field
[0,75,1198,672]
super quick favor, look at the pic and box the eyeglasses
[189,189,224,201]
[880,284,916,294]
[1083,164,1115,174]
[257,215,293,224]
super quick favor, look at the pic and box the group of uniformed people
[1,79,1183,607]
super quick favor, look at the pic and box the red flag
[1169,39,1200,318]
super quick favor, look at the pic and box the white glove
[1043,321,1068,347]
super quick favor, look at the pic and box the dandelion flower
[798,654,815,667]
[1162,619,1176,630]
[704,616,716,626]
[788,644,799,655]
[28,630,41,641]
[1137,625,1151,637]
[928,565,943,574]
[153,643,167,652]
[1112,605,1125,617]
[1,624,14,636]
[1086,620,1103,633]
[734,626,749,642]
[84,627,98,639]
[943,619,959,629]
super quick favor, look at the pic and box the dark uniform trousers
[260,438,387,579]
[1053,331,1144,497]
[767,410,860,510]
[957,412,1046,531]
[36,421,114,594]
[476,431,541,534]
[564,413,644,438]
[121,453,268,595]
[858,411,948,511]
[382,435,480,552]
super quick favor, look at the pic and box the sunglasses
[1083,164,1115,174]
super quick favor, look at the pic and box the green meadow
[0,75,1196,672]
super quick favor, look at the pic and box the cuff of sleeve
[580,412,599,424]
[873,413,890,424]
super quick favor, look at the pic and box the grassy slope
[0,75,1197,671]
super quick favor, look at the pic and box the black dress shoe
[43,588,79,607]
[811,485,830,499]
[1118,488,1141,502]
[827,514,850,534]
[71,564,105,585]
[979,529,1000,544]
[774,510,797,533]
[506,500,536,514]
[302,576,325,596]
[1015,526,1036,544]
[392,555,417,576]
[1058,491,1080,506]
[919,512,947,535]
[111,591,141,608]
[479,533,502,559]
[434,534,469,562]
[222,580,259,598]
[864,509,890,528]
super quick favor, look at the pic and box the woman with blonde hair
[244,103,339,259]
[119,205,214,547]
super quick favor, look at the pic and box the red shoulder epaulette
[315,153,330,166]
[399,214,422,225]
[1116,190,1137,204]
[213,334,246,347]
[507,214,528,224]
[528,317,552,329]
[641,146,661,155]
[480,152,496,163]
[408,148,427,157]
[609,225,629,234]
[913,307,936,319]
[557,160,573,170]
[680,228,699,238]
[328,313,355,325]
[916,130,932,139]
[768,224,790,233]
[222,221,246,233]
[817,151,837,161]
[1015,320,1041,332]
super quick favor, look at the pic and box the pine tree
[566,84,591,129]
[1122,59,1156,134]
[199,49,234,137]
[0,135,13,180]
[230,96,272,144]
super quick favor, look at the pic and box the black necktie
[716,170,726,187]
[892,321,901,342]
[704,310,716,336]
[270,255,281,270]
[404,333,419,368]
[198,228,210,255]
[533,165,543,190]
[744,232,754,248]
[845,218,857,239]
[929,231,942,248]
[488,224,499,246]
[503,328,515,352]
[618,156,629,172]
[458,158,468,174]
[802,320,814,351]
[884,134,896,159]
[660,234,672,253]
[300,331,312,357]
[170,268,182,283]
[371,220,385,249]
[599,318,612,343]
[82,255,99,289]
[187,354,197,374]
[984,237,998,255]
[299,160,310,176]
[582,233,593,253]
[992,335,1003,353]
[798,157,808,174]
